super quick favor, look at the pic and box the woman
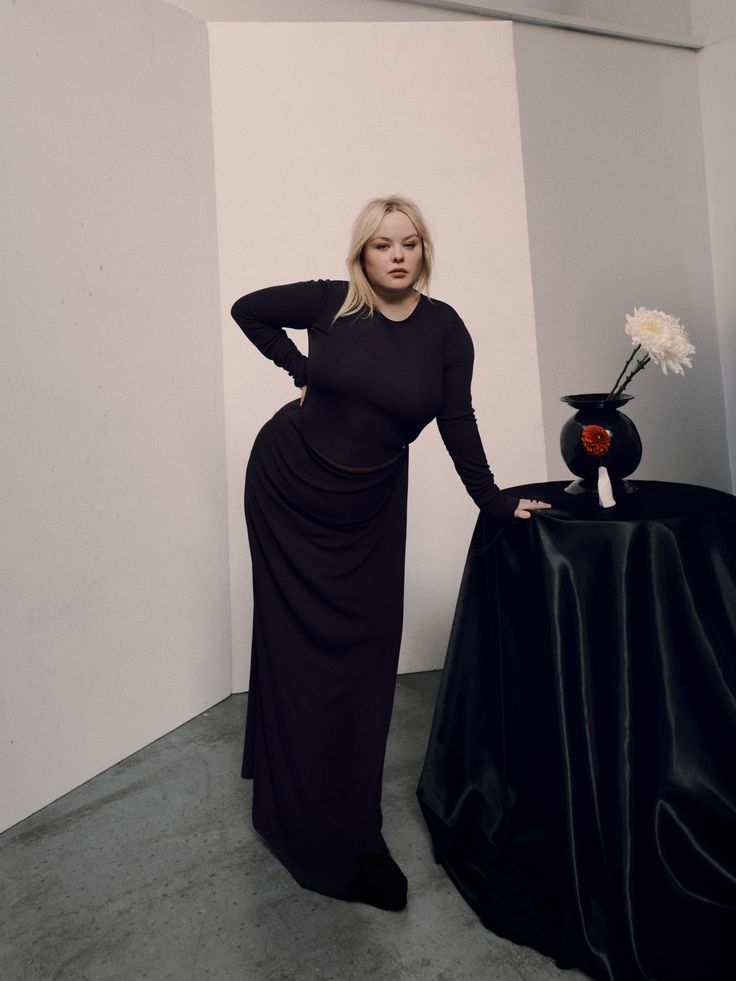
[231,196,549,912]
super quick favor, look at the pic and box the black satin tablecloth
[417,481,736,981]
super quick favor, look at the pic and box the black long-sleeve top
[231,279,518,520]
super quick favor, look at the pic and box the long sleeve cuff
[479,491,519,521]
[292,357,308,388]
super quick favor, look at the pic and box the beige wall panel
[514,23,730,492]
[1,0,231,832]
[208,21,545,689]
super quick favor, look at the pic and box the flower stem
[607,345,641,400]
[610,354,651,400]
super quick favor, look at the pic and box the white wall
[513,23,731,492]
[165,0,698,47]
[4,1,732,830]
[690,0,736,44]
[165,0,470,21]
[398,0,697,45]
[209,21,546,691]
[0,0,231,832]
[692,2,736,490]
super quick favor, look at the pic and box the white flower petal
[624,307,695,374]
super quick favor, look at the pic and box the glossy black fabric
[417,481,736,980]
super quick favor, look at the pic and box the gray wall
[164,0,695,45]
[396,0,696,44]
[1,0,231,832]
[164,0,470,21]
[514,23,730,491]
[3,0,733,830]
[693,1,736,490]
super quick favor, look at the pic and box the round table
[417,481,736,981]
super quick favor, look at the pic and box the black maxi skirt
[242,398,409,899]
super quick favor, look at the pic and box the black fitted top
[231,280,519,520]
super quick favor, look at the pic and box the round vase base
[564,478,639,497]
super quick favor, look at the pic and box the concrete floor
[2,671,589,981]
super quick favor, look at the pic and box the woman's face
[362,210,423,295]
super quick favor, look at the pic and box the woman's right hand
[299,385,307,405]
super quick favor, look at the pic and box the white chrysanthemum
[624,307,695,376]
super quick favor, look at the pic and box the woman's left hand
[514,498,552,520]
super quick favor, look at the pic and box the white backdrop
[5,4,732,833]
[208,20,547,691]
[1,0,231,833]
[694,7,736,491]
[513,23,731,491]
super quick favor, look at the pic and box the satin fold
[418,481,736,980]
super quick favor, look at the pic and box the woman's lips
[390,270,407,276]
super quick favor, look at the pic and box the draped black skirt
[242,398,409,898]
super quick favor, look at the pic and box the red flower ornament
[581,424,612,456]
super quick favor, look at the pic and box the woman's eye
[375,243,389,250]
[405,242,417,249]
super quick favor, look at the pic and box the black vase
[560,393,642,496]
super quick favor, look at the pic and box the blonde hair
[332,195,434,323]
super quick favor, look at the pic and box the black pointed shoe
[348,849,408,911]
